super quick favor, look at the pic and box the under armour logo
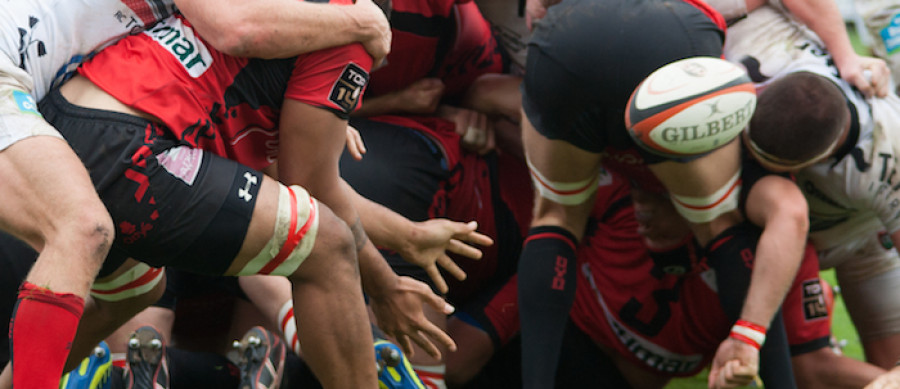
[238,172,257,202]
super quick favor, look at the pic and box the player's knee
[62,206,114,264]
[291,206,359,283]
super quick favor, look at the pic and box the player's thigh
[0,135,109,247]
[521,114,602,230]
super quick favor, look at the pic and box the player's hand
[351,0,392,67]
[345,125,366,160]
[836,54,891,98]
[866,366,900,389]
[525,0,562,30]
[368,276,457,359]
[392,78,445,114]
[439,105,496,155]
[708,338,760,389]
[398,220,494,293]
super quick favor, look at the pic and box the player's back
[0,0,176,100]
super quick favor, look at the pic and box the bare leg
[226,176,377,388]
[63,261,167,371]
[284,205,377,388]
[0,136,114,389]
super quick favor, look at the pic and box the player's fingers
[409,330,443,360]
[437,254,467,281]
[396,334,415,359]
[453,221,494,246]
[413,279,455,315]
[723,361,754,387]
[425,264,449,294]
[417,319,458,354]
[447,239,483,260]
[871,65,891,98]
[707,366,719,389]
[480,125,496,155]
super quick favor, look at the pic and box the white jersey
[0,0,176,100]
[724,6,900,254]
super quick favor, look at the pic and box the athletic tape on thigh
[526,156,601,206]
[90,263,165,302]
[670,169,742,223]
[238,184,319,276]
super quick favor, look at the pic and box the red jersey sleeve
[286,43,373,119]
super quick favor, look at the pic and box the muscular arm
[742,175,808,329]
[175,0,390,61]
[777,0,890,97]
[279,99,456,357]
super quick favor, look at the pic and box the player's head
[744,71,849,172]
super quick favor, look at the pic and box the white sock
[277,300,301,355]
[413,364,447,389]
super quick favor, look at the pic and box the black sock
[516,226,578,389]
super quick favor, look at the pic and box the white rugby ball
[624,56,756,157]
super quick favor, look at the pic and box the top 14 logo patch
[330,63,368,113]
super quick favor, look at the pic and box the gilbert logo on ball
[625,57,756,157]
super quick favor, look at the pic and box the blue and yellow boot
[374,339,425,389]
[59,341,112,389]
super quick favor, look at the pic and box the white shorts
[821,231,900,340]
[0,60,62,152]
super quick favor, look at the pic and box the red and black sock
[516,226,578,389]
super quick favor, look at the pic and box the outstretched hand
[708,338,760,389]
[398,220,494,294]
[368,276,457,359]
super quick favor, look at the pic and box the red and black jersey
[78,13,373,171]
[367,0,502,99]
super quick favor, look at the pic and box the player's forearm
[344,180,416,252]
[739,219,806,327]
[781,0,857,70]
[357,238,401,298]
[177,0,387,59]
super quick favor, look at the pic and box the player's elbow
[203,22,266,58]
[775,201,810,238]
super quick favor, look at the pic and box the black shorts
[521,0,724,161]
[39,89,262,278]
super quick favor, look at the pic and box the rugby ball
[624,57,757,157]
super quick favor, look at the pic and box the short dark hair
[747,71,848,164]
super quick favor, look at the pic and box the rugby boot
[375,339,426,389]
[235,326,286,389]
[59,341,112,389]
[123,326,169,389]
